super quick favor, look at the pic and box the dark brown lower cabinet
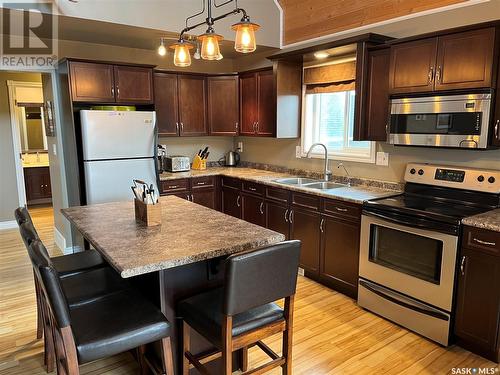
[222,187,241,219]
[24,166,52,205]
[160,177,217,210]
[454,227,500,363]
[266,201,290,240]
[241,193,265,227]
[320,215,360,298]
[290,208,321,275]
[191,189,216,210]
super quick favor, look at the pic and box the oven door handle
[363,209,457,235]
[359,280,449,321]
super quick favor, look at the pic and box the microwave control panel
[405,163,500,194]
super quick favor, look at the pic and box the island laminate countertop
[61,196,285,278]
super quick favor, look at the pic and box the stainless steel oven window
[369,224,444,284]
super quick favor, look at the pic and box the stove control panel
[405,163,500,193]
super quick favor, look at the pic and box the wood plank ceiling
[278,0,468,45]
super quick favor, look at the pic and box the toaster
[164,156,190,172]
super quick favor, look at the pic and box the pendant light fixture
[160,0,259,67]
[157,38,167,56]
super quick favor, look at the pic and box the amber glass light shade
[232,20,259,53]
[198,32,223,61]
[170,41,193,67]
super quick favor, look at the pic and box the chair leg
[34,274,43,340]
[161,337,175,375]
[222,316,233,375]
[137,345,148,375]
[241,346,248,372]
[41,298,55,373]
[183,322,190,375]
[282,295,295,375]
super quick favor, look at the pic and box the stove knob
[418,169,424,176]
[488,176,496,183]
[410,168,416,175]
[477,175,485,182]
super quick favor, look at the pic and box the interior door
[114,66,153,104]
[256,69,275,136]
[178,75,208,136]
[208,76,239,135]
[239,73,257,135]
[154,73,179,136]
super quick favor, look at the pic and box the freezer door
[84,158,157,205]
[80,110,156,160]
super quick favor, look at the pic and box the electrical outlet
[237,141,243,152]
[376,152,389,166]
[296,145,302,158]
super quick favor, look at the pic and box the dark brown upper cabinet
[178,75,208,136]
[239,61,302,138]
[154,73,179,136]
[207,76,239,136]
[389,27,496,95]
[69,61,154,104]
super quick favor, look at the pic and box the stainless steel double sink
[273,177,345,190]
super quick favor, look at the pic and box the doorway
[6,74,53,212]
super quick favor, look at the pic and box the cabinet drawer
[464,226,500,256]
[221,176,241,190]
[291,192,320,211]
[191,176,215,189]
[323,199,361,221]
[160,179,190,193]
[242,181,264,196]
[266,187,289,204]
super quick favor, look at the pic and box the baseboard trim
[54,227,67,253]
[0,220,18,230]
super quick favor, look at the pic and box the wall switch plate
[376,152,389,166]
[237,141,243,152]
[296,145,301,158]
[52,144,57,156]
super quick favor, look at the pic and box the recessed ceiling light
[314,51,329,59]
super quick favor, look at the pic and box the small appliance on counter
[219,150,240,167]
[164,156,190,172]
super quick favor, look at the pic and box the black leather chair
[27,239,175,375]
[178,240,301,375]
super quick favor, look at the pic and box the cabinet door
[389,38,437,94]
[455,248,500,361]
[24,167,46,202]
[239,73,257,135]
[435,28,495,91]
[208,76,239,136]
[242,194,265,227]
[290,208,321,274]
[266,201,289,240]
[42,169,52,198]
[191,189,216,210]
[154,73,179,136]
[178,75,207,136]
[222,187,241,219]
[114,66,153,104]
[256,69,275,136]
[321,216,360,298]
[69,62,115,102]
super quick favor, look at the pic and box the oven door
[359,212,458,311]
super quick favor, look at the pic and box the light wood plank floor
[0,206,497,374]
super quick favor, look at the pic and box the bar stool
[178,240,301,375]
[28,240,175,375]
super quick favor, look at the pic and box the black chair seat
[178,287,284,349]
[61,267,129,308]
[70,290,171,364]
[52,250,105,278]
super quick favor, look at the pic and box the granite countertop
[62,196,285,278]
[160,167,402,204]
[462,208,500,233]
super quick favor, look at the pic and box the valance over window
[303,61,356,94]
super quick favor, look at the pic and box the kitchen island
[62,196,285,373]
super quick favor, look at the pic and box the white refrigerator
[80,110,158,205]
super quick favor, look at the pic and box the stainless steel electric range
[358,163,500,346]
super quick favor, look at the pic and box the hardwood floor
[0,206,497,374]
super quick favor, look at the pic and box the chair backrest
[223,240,301,316]
[18,221,41,250]
[14,207,32,226]
[28,240,71,328]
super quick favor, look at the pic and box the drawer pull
[248,187,257,191]
[168,185,179,189]
[473,238,496,247]
[259,202,264,215]
[460,255,466,276]
[320,218,324,233]
[335,207,348,212]
[196,182,206,185]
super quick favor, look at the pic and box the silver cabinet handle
[191,194,194,202]
[256,121,259,133]
[180,122,184,132]
[473,238,496,246]
[289,209,293,224]
[252,122,257,133]
[460,255,466,276]
[259,202,264,215]
[236,195,241,207]
[186,195,190,201]
[428,67,434,84]
[335,207,348,212]
[176,123,179,133]
[284,209,289,223]
[248,187,257,192]
[235,122,239,132]
[111,87,115,96]
[116,87,120,97]
[169,185,179,189]
[495,119,499,139]
[435,66,441,83]
[196,182,206,186]
[320,218,324,233]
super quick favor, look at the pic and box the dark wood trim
[60,57,155,68]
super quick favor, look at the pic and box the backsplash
[157,136,235,164]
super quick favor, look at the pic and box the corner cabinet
[454,226,500,363]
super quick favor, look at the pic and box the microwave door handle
[363,210,457,234]
[359,280,449,321]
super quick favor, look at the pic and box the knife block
[134,199,162,226]
[191,155,206,170]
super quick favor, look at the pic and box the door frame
[6,79,44,207]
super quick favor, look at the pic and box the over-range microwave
[389,93,492,149]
